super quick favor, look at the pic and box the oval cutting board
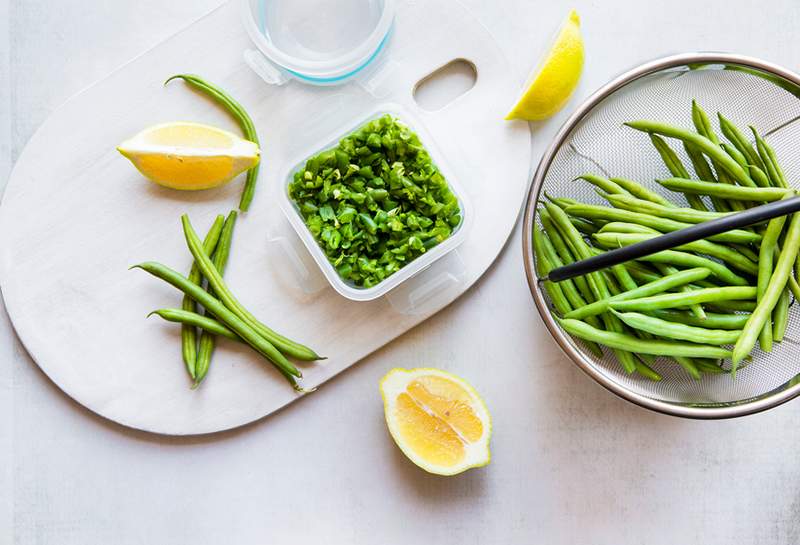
[0,0,530,434]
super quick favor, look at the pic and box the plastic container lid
[240,0,395,85]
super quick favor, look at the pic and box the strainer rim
[522,51,800,419]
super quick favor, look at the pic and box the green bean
[683,142,730,213]
[594,232,758,275]
[165,74,261,212]
[540,212,595,305]
[609,175,675,207]
[149,309,240,342]
[747,165,772,188]
[672,356,702,380]
[657,177,791,201]
[721,143,748,170]
[625,120,754,187]
[576,174,629,195]
[598,222,659,235]
[182,214,321,361]
[733,212,800,368]
[650,309,750,330]
[534,228,571,316]
[181,215,224,379]
[544,192,579,209]
[773,288,791,342]
[611,310,741,345]
[732,243,759,263]
[649,134,690,180]
[610,286,756,312]
[751,127,788,189]
[695,359,727,375]
[564,267,711,320]
[131,262,301,386]
[563,204,759,244]
[557,317,734,359]
[716,114,764,173]
[691,100,719,144]
[651,263,706,319]
[706,300,757,312]
[602,193,729,223]
[756,211,787,352]
[544,202,638,373]
[570,217,600,235]
[633,360,663,381]
[195,210,238,386]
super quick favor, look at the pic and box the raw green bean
[747,164,772,188]
[773,288,790,342]
[756,211,787,352]
[563,204,759,244]
[544,192,579,209]
[557,318,734,359]
[534,228,572,316]
[751,127,788,189]
[611,310,741,345]
[570,216,600,235]
[131,262,301,385]
[721,143,748,170]
[649,134,690,180]
[594,232,758,275]
[625,120,754,186]
[564,267,711,320]
[575,174,629,195]
[695,360,727,375]
[182,214,321,361]
[149,309,240,342]
[732,243,759,263]
[598,222,660,235]
[602,193,729,223]
[195,210,238,386]
[165,74,261,212]
[650,309,750,330]
[651,263,706,319]
[657,177,791,201]
[706,300,757,312]
[683,142,730,213]
[717,113,764,172]
[674,356,702,380]
[181,215,224,379]
[691,100,719,144]
[540,211,595,305]
[544,203,638,373]
[610,286,756,312]
[733,212,800,368]
[609,175,674,207]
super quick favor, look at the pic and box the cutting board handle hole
[412,59,477,111]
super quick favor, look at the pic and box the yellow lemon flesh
[117,122,260,190]
[380,368,491,476]
[506,9,584,121]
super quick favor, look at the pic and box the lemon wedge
[380,367,491,476]
[505,9,584,121]
[117,122,260,190]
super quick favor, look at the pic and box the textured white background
[2,1,800,544]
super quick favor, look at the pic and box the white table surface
[3,1,800,543]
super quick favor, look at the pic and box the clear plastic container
[240,0,395,86]
[277,103,473,302]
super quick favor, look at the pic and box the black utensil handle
[545,194,800,283]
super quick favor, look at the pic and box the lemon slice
[117,122,260,190]
[505,9,584,121]
[380,367,491,476]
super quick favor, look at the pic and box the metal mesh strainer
[522,53,800,418]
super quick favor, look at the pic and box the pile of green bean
[536,101,800,380]
[134,213,322,390]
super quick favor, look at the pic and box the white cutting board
[0,0,530,434]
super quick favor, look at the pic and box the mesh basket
[522,53,800,418]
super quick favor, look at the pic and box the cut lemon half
[505,9,584,121]
[117,122,260,190]
[380,368,491,476]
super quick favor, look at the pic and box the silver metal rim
[522,52,800,419]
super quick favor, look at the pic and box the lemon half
[117,121,260,190]
[506,9,584,121]
[380,367,491,476]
